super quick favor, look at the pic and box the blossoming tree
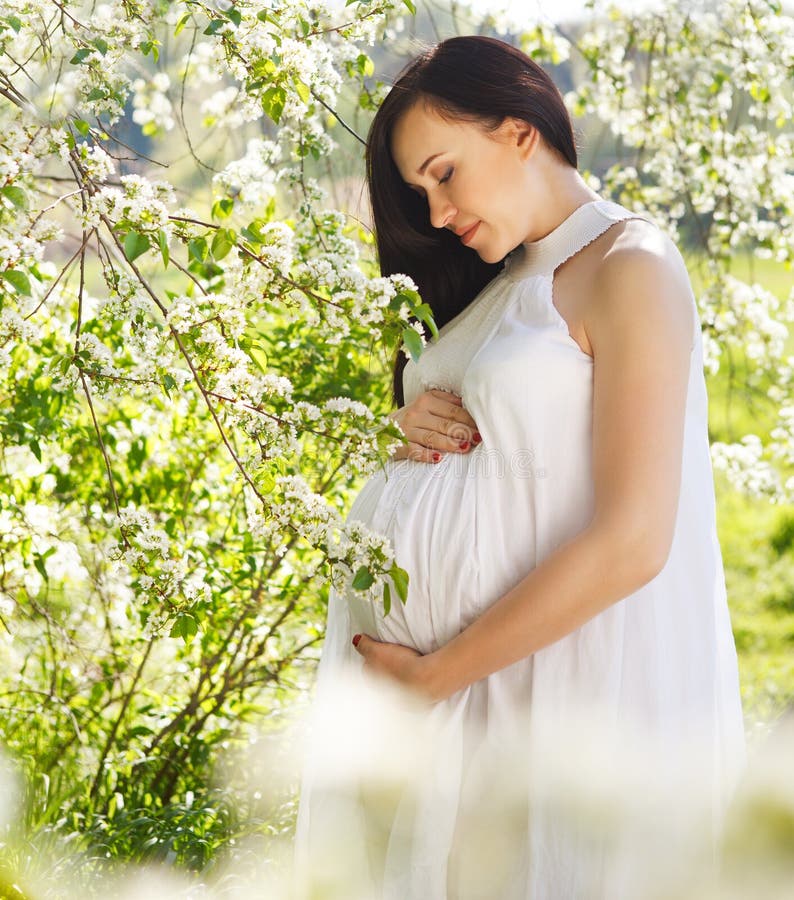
[0,0,793,873]
[1,0,420,867]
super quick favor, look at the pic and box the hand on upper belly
[389,389,482,464]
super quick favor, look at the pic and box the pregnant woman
[294,35,745,899]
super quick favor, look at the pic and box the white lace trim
[504,199,655,280]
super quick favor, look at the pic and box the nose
[427,192,456,230]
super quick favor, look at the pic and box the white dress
[293,200,746,899]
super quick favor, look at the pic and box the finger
[353,633,381,654]
[427,389,462,406]
[404,441,446,464]
[414,391,471,426]
[412,424,474,454]
[435,411,480,446]
[409,411,478,450]
[392,440,445,463]
[408,412,472,450]
[443,403,479,434]
[425,397,478,434]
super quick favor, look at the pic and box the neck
[524,166,602,245]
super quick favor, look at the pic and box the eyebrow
[417,152,444,174]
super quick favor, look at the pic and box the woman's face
[389,100,540,264]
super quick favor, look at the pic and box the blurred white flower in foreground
[240,664,735,900]
[5,689,794,900]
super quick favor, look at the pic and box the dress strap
[503,199,655,280]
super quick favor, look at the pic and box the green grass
[702,253,794,726]
[716,474,794,724]
[688,250,794,301]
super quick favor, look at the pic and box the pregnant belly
[345,449,538,654]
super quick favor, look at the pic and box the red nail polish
[432,452,441,462]
[352,634,362,647]
[473,431,482,443]
[459,441,470,451]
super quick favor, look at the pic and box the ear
[497,117,540,163]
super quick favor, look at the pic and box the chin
[476,247,503,265]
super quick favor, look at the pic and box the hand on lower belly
[352,633,446,704]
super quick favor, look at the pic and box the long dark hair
[365,35,578,406]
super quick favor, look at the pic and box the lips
[458,221,480,245]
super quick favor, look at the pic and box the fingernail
[352,634,362,647]
[459,441,470,451]
[473,431,482,443]
[432,452,441,462]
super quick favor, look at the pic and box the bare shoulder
[595,218,688,283]
[585,218,696,353]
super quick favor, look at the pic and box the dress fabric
[293,200,746,899]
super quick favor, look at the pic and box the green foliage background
[1,1,793,896]
[707,254,794,723]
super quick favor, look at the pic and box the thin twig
[310,90,365,146]
[23,227,95,320]
[88,641,154,801]
[97,210,268,505]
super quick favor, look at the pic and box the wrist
[422,644,464,703]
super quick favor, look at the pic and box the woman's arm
[356,234,697,703]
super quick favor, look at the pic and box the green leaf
[123,231,151,263]
[392,286,421,312]
[157,230,169,268]
[224,6,242,26]
[34,554,49,583]
[247,341,268,373]
[211,227,235,260]
[402,0,417,12]
[212,198,234,220]
[174,11,192,35]
[401,326,424,362]
[73,118,91,137]
[170,613,198,643]
[141,40,160,62]
[240,223,264,245]
[351,566,375,591]
[251,58,277,80]
[86,87,105,102]
[92,37,108,55]
[162,373,176,397]
[389,565,409,605]
[356,53,374,77]
[1,269,31,295]
[261,86,286,124]
[188,237,208,263]
[5,15,21,32]
[2,185,27,209]
[203,18,226,35]
[259,465,276,493]
[293,78,310,104]
[70,48,92,65]
[413,302,439,340]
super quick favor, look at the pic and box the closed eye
[407,166,453,200]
